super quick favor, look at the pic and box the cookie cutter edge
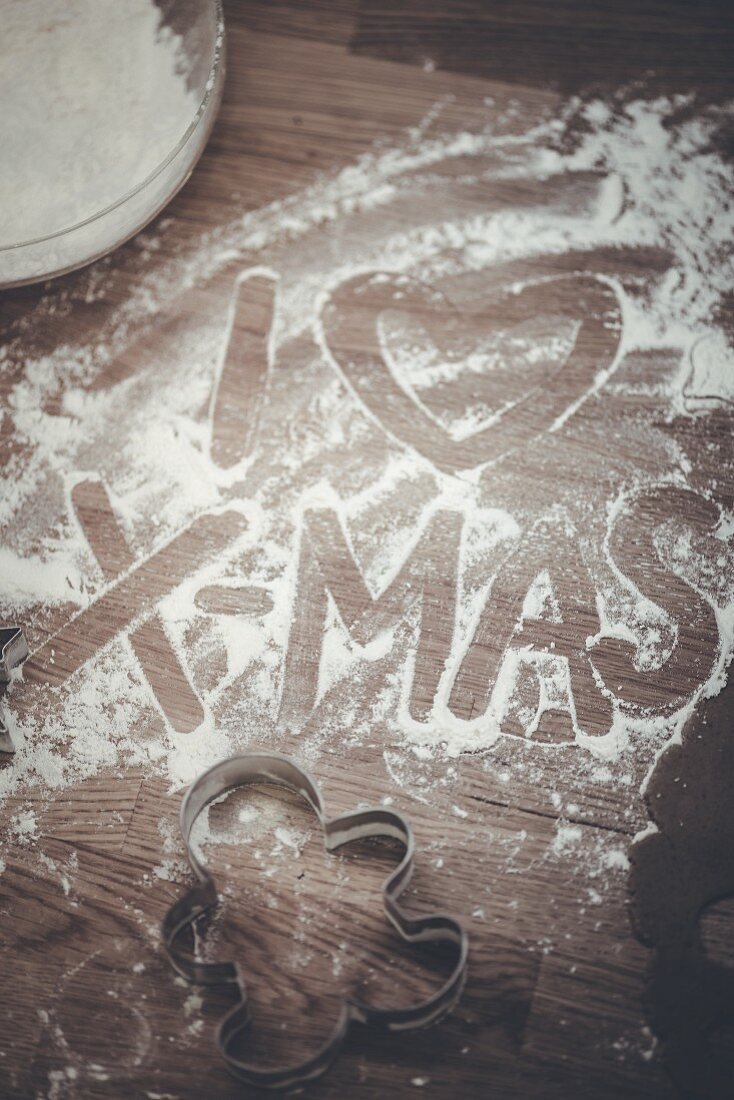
[161,751,469,1090]
[0,626,28,754]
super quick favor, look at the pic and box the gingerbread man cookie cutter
[162,751,469,1090]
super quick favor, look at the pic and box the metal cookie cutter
[162,752,469,1090]
[0,627,28,754]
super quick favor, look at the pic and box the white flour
[1,94,733,828]
[0,0,200,245]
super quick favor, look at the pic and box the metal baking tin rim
[0,626,29,754]
[161,750,469,1090]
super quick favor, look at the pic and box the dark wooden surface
[1,3,733,1098]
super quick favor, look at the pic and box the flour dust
[1,94,733,863]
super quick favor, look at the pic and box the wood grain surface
[1,3,733,1099]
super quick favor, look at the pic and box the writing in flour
[0,95,732,802]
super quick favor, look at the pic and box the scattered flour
[0,93,732,853]
[9,807,38,844]
[604,848,630,872]
[551,823,584,856]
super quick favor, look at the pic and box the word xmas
[281,484,720,737]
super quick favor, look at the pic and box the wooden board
[1,3,733,1098]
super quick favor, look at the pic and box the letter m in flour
[280,508,462,729]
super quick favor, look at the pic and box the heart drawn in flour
[320,269,623,474]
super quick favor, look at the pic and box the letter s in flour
[592,485,720,713]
